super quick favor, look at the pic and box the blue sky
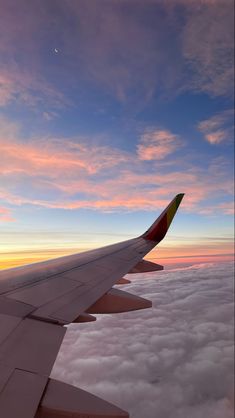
[0,0,234,267]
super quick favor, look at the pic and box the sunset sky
[0,0,234,269]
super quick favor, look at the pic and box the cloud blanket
[53,262,234,418]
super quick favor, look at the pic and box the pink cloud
[205,131,228,144]
[0,68,67,110]
[198,109,234,144]
[0,163,232,215]
[217,202,234,216]
[0,117,233,215]
[198,110,233,132]
[0,135,129,178]
[0,206,14,222]
[137,129,182,160]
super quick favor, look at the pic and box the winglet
[142,194,184,243]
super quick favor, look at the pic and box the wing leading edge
[0,194,184,418]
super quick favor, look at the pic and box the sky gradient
[0,0,234,269]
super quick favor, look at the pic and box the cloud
[66,0,233,102]
[0,73,15,106]
[0,135,129,178]
[52,262,234,418]
[205,131,229,145]
[42,111,59,121]
[182,0,234,97]
[198,110,233,132]
[0,206,14,222]
[197,110,234,144]
[0,119,233,214]
[137,129,182,160]
[0,68,67,110]
[0,1,68,111]
[217,202,234,216]
[0,0,232,114]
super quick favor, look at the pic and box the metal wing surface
[0,194,184,418]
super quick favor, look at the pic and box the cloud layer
[52,262,234,418]
[0,116,233,217]
[0,0,233,111]
[182,0,234,97]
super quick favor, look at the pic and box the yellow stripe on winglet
[167,201,177,226]
[167,193,184,227]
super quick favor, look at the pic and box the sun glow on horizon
[1,239,233,270]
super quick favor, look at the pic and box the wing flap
[0,296,34,317]
[116,278,131,284]
[36,378,129,418]
[0,318,66,374]
[0,314,22,345]
[87,288,152,314]
[0,315,66,418]
[0,368,47,418]
[128,259,163,273]
[0,363,13,392]
[7,276,83,308]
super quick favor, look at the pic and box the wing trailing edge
[87,288,151,314]
[128,259,163,273]
[36,378,129,418]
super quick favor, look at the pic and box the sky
[53,262,234,418]
[0,0,234,269]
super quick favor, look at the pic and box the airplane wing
[0,194,184,418]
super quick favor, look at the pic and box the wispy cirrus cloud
[204,131,228,145]
[181,0,234,97]
[137,129,182,161]
[0,118,233,215]
[62,0,234,103]
[0,115,129,178]
[0,0,233,115]
[198,109,234,144]
[0,137,128,177]
[0,1,68,111]
[216,201,234,216]
[0,69,67,110]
